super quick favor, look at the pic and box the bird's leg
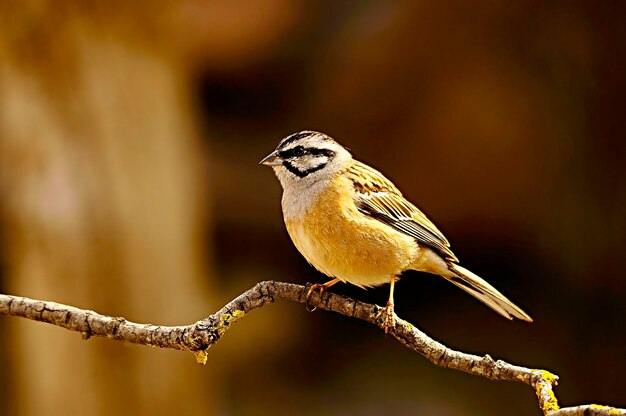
[305,278,341,312]
[377,276,396,334]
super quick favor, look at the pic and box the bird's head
[260,131,352,188]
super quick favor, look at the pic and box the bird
[260,130,532,332]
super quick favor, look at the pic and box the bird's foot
[376,301,396,334]
[305,283,327,312]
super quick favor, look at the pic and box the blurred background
[0,1,625,415]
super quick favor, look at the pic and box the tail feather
[446,264,533,322]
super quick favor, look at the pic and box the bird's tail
[446,264,533,322]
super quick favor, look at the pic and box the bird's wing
[347,161,458,262]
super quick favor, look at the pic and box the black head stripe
[278,131,317,149]
[282,161,328,178]
[280,146,335,160]
[307,148,335,157]
[279,145,304,159]
[282,161,307,177]
[278,130,334,149]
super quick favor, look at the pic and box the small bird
[260,131,532,332]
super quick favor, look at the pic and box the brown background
[1,1,625,415]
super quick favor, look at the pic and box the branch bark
[0,281,624,416]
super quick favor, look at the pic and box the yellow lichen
[217,310,246,336]
[534,369,558,385]
[533,370,559,412]
[536,384,559,413]
[590,405,622,415]
[194,350,208,365]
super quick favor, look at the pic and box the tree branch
[0,281,624,415]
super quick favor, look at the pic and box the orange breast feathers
[284,176,420,288]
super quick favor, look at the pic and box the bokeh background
[1,1,625,415]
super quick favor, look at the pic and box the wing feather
[347,161,458,262]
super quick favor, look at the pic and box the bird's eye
[292,146,305,157]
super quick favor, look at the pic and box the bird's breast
[283,178,418,288]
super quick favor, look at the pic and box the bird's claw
[305,283,327,312]
[376,301,396,334]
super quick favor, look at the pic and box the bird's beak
[259,150,282,166]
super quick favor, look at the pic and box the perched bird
[260,131,532,332]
